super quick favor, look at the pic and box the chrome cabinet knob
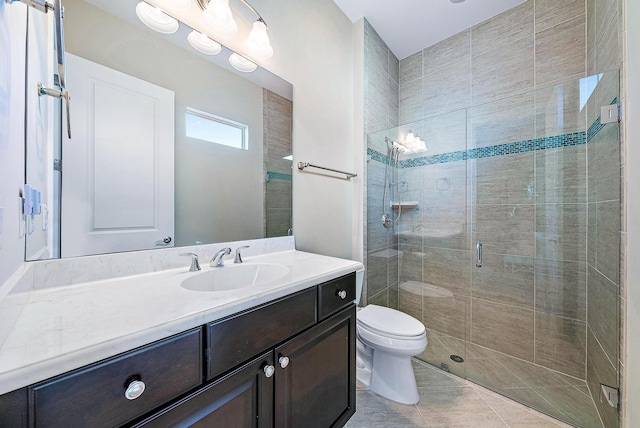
[279,356,290,369]
[124,380,146,400]
[263,364,275,378]
[337,290,347,299]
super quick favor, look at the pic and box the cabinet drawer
[133,352,274,428]
[317,272,356,320]
[207,287,316,380]
[30,328,202,428]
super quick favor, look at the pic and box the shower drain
[450,355,464,363]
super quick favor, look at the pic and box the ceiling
[333,0,526,59]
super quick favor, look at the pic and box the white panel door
[62,53,174,257]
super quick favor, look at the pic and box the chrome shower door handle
[476,241,482,268]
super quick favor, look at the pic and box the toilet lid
[357,305,425,338]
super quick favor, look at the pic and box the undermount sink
[181,263,290,292]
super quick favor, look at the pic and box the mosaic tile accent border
[367,98,618,169]
[266,171,292,181]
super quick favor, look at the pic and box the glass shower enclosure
[365,70,621,428]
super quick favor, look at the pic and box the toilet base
[357,340,421,405]
[369,352,420,405]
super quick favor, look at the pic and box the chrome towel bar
[297,162,357,180]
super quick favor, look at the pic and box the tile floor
[345,359,574,428]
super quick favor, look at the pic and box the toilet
[355,269,428,405]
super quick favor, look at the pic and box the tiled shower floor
[345,359,574,428]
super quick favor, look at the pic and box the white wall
[352,18,365,263]
[250,0,359,259]
[624,0,639,424]
[0,3,27,286]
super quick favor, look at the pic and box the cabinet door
[274,306,356,428]
[134,353,274,428]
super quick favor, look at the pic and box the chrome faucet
[179,253,201,272]
[234,246,250,263]
[211,247,232,267]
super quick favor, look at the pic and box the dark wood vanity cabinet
[275,306,356,428]
[133,351,275,427]
[32,328,203,428]
[0,272,357,428]
[135,306,356,428]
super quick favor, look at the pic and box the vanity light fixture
[228,52,257,72]
[203,0,238,39]
[187,30,222,55]
[244,19,273,60]
[405,131,415,144]
[135,2,179,34]
[388,131,427,154]
[196,0,274,62]
[136,0,273,72]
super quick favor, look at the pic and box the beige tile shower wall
[398,0,595,387]
[263,89,293,238]
[364,20,400,307]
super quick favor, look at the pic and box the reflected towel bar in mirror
[297,162,357,180]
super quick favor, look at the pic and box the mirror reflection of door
[61,53,175,257]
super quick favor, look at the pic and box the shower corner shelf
[391,201,419,210]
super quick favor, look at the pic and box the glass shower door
[402,110,470,380]
[467,71,620,428]
[365,109,471,380]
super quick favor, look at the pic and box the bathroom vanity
[0,249,360,427]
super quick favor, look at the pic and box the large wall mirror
[25,0,293,261]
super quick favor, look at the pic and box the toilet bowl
[354,269,427,405]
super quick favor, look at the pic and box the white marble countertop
[0,250,362,395]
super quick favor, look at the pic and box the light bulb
[229,52,257,73]
[187,31,222,55]
[405,132,415,144]
[136,2,179,34]
[413,137,427,152]
[204,0,238,39]
[244,20,273,60]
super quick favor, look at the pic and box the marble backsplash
[0,236,295,298]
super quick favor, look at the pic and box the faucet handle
[234,246,250,263]
[179,253,201,272]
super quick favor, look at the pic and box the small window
[186,107,248,150]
